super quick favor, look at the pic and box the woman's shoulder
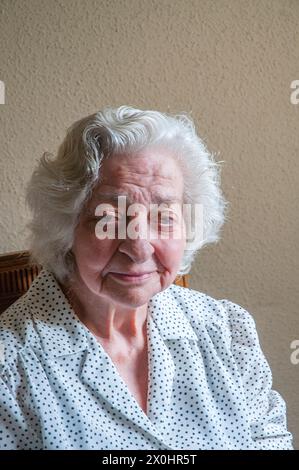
[166,284,258,345]
[0,295,37,373]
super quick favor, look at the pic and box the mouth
[108,272,154,284]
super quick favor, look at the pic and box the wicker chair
[0,251,189,315]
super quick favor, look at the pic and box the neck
[59,276,148,348]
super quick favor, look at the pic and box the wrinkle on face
[97,153,184,211]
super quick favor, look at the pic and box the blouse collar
[25,267,197,359]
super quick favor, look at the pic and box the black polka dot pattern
[0,269,293,450]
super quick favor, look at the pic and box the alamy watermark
[0,80,5,105]
[290,339,299,365]
[93,197,204,248]
[290,80,299,104]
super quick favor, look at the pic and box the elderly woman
[0,106,293,450]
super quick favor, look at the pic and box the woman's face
[71,149,186,308]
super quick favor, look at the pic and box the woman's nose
[118,237,155,263]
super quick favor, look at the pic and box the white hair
[25,105,229,283]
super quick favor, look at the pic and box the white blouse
[0,268,293,450]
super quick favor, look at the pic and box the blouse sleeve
[220,299,294,450]
[0,367,42,450]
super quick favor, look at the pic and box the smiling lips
[109,271,154,283]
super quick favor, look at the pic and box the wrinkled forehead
[100,150,183,180]
[91,152,184,206]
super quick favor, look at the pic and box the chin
[113,295,149,309]
[111,286,158,308]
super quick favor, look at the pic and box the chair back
[0,251,41,314]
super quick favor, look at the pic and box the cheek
[72,225,118,273]
[155,239,185,273]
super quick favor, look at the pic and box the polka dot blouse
[0,268,293,450]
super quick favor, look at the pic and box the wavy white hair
[25,105,229,283]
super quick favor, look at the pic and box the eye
[158,211,177,226]
[98,212,119,223]
[103,212,116,221]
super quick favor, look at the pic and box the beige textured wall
[0,0,298,449]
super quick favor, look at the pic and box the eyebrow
[93,192,182,205]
